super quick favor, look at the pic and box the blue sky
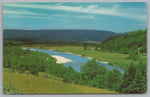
[3,2,147,33]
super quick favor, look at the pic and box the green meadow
[3,68,118,94]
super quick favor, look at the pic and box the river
[22,47,124,73]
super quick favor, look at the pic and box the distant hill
[96,29,147,53]
[3,29,123,42]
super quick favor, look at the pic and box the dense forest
[96,29,147,54]
[3,46,147,93]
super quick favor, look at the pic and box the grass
[26,46,147,70]
[3,68,118,94]
[38,72,63,81]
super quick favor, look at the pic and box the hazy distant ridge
[3,29,123,41]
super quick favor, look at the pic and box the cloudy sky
[3,2,147,33]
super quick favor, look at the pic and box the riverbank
[51,55,73,64]
[58,51,109,64]
[22,47,125,73]
[22,46,147,70]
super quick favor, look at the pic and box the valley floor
[25,46,147,70]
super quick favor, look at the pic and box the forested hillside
[96,29,147,54]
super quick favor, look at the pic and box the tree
[128,46,139,60]
[80,60,99,80]
[91,74,107,88]
[80,60,108,87]
[119,62,137,93]
[126,62,147,93]
[28,62,39,75]
[105,69,122,91]
[83,45,88,50]
[63,66,78,83]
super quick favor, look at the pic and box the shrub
[3,85,23,94]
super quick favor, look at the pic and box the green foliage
[3,46,57,75]
[83,46,88,50]
[3,46,147,93]
[3,85,23,94]
[127,46,139,60]
[79,60,146,93]
[105,69,122,91]
[63,66,79,83]
[119,62,147,93]
[81,60,98,80]
[97,29,147,54]
[4,39,97,47]
[80,60,122,91]
[81,60,107,81]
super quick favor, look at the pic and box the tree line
[4,39,97,47]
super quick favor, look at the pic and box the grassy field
[3,68,118,94]
[25,46,147,70]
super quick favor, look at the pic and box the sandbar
[52,55,73,64]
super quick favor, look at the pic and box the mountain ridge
[3,29,124,41]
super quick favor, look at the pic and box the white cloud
[88,5,98,9]
[4,14,51,19]
[75,15,95,19]
[53,14,69,17]
[3,3,147,21]
[3,9,48,19]
[3,9,40,15]
[3,9,95,20]
[53,14,95,19]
